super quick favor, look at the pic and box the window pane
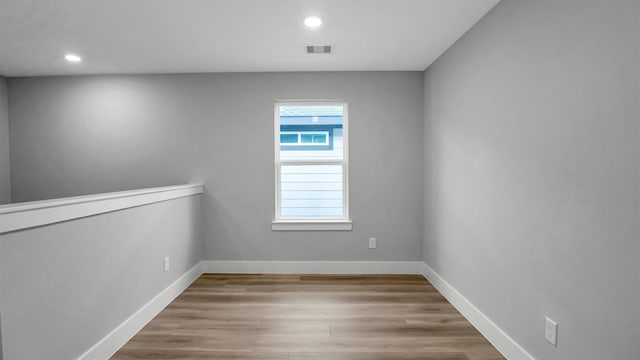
[313,134,327,143]
[279,105,343,160]
[280,164,343,219]
[280,133,298,144]
[299,133,327,144]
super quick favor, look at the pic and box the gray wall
[0,76,9,204]
[8,72,425,261]
[423,1,639,360]
[0,194,202,360]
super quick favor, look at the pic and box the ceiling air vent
[306,45,332,54]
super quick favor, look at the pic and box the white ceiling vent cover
[306,45,332,54]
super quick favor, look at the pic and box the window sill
[272,220,353,231]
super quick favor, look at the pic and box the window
[280,131,330,147]
[273,102,351,231]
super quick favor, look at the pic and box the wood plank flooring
[111,274,505,360]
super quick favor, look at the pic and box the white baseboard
[420,262,535,360]
[202,260,423,274]
[77,262,203,360]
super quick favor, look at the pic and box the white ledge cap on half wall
[0,183,204,235]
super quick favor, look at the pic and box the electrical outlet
[164,256,170,272]
[368,237,376,249]
[545,316,557,346]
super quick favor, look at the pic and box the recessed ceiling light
[64,54,82,63]
[304,16,322,28]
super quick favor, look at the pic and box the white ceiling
[0,0,500,77]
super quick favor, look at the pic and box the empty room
[0,0,638,359]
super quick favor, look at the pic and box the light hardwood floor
[111,274,505,360]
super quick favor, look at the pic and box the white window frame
[272,101,352,231]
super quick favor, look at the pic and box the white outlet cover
[164,256,170,272]
[368,237,376,249]
[545,316,557,346]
